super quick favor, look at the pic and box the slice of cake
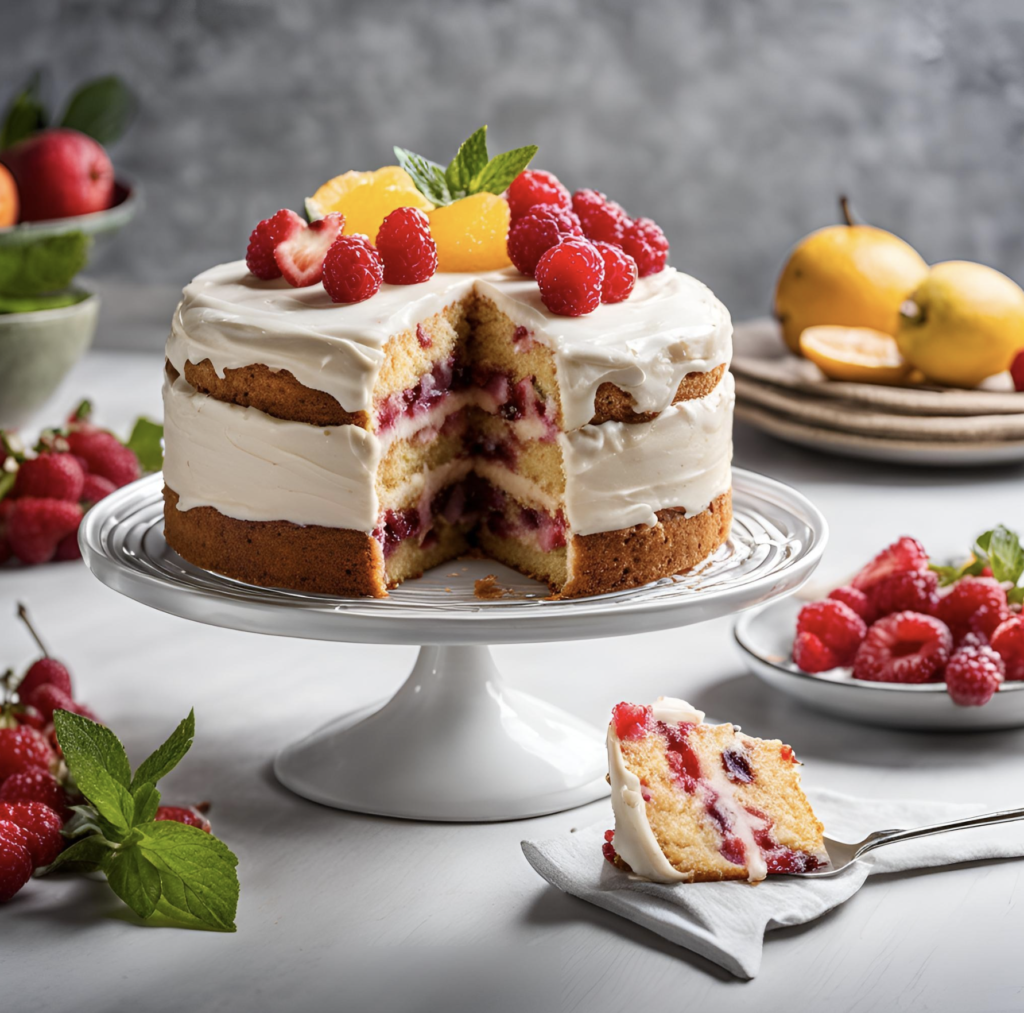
[604,698,828,883]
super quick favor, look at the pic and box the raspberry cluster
[246,204,439,304]
[505,169,668,316]
[1,405,144,567]
[792,535,1024,708]
[0,607,210,903]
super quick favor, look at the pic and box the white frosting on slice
[163,376,382,531]
[166,261,731,432]
[607,700,770,885]
[560,372,734,536]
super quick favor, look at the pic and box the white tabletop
[5,351,1024,1012]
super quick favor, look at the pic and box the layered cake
[162,138,734,598]
[604,698,827,882]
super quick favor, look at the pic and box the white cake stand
[79,468,826,822]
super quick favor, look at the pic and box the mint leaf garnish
[105,843,162,920]
[41,834,113,874]
[124,417,164,475]
[445,125,489,196]
[0,70,48,150]
[470,144,538,196]
[60,75,136,146]
[130,709,194,791]
[53,709,134,834]
[0,471,14,502]
[0,233,91,298]
[131,782,162,827]
[978,526,1024,586]
[71,399,93,423]
[393,147,451,206]
[137,821,239,932]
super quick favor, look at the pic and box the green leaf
[124,417,164,474]
[59,75,136,146]
[1009,586,1024,606]
[130,709,194,791]
[0,70,48,150]
[53,710,134,833]
[445,125,489,197]
[105,843,162,920]
[131,782,162,826]
[71,399,93,423]
[0,471,14,502]
[931,558,984,587]
[37,834,113,875]
[137,821,239,932]
[0,289,91,314]
[393,146,450,206]
[982,525,1024,585]
[0,234,91,298]
[470,145,538,196]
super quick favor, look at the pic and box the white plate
[734,598,1024,731]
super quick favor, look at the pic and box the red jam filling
[416,323,432,349]
[375,356,456,432]
[746,806,826,874]
[612,702,651,741]
[659,721,702,793]
[722,748,754,784]
[780,745,798,764]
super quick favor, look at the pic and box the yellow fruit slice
[799,325,912,385]
[305,166,433,243]
[427,193,512,273]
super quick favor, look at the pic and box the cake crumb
[474,574,511,600]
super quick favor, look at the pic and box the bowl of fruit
[0,74,138,427]
[735,528,1024,730]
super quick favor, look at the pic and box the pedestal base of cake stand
[273,644,609,822]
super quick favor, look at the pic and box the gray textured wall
[7,0,1024,350]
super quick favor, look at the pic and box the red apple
[0,128,115,222]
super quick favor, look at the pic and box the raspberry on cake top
[161,127,735,598]
[605,698,828,883]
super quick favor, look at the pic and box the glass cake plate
[79,467,827,821]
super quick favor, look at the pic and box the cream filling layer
[560,371,734,537]
[166,261,732,434]
[607,698,768,885]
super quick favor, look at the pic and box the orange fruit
[305,166,433,243]
[427,193,512,273]
[0,164,19,227]
[799,326,912,385]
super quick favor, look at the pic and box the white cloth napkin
[522,788,1024,979]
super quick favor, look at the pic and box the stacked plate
[733,319,1024,466]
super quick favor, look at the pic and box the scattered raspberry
[0,769,69,820]
[945,645,1005,707]
[245,208,305,280]
[611,702,650,741]
[322,235,384,304]
[593,242,638,303]
[7,498,83,565]
[19,657,73,701]
[274,212,345,287]
[375,206,437,285]
[827,585,874,622]
[12,453,84,502]
[991,616,1024,680]
[81,472,117,506]
[792,630,839,672]
[26,684,75,723]
[0,802,64,867]
[535,238,605,317]
[850,536,929,592]
[0,821,32,902]
[935,577,1008,640]
[507,170,571,221]
[507,204,581,277]
[796,600,867,665]
[155,805,212,833]
[572,189,629,245]
[620,217,669,276]
[852,611,952,683]
[65,429,140,488]
[601,828,631,870]
[54,531,81,561]
[1012,349,1024,392]
[868,569,939,618]
[0,726,54,780]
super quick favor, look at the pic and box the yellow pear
[896,261,1024,388]
[773,198,929,355]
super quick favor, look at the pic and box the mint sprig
[932,524,1024,605]
[395,125,538,207]
[44,709,239,932]
[124,417,164,474]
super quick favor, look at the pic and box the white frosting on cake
[166,260,732,433]
[607,698,769,885]
[560,372,733,536]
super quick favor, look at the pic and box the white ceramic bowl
[734,597,1024,731]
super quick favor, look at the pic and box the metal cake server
[790,806,1024,877]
